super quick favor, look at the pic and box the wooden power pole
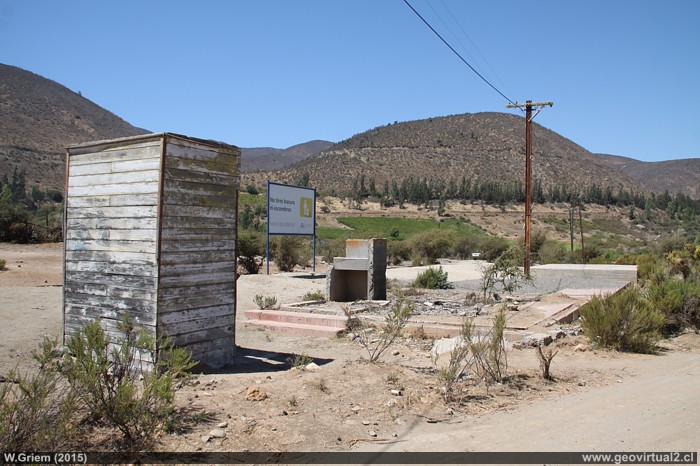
[506,100,553,276]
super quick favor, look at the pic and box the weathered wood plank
[65,250,156,266]
[157,282,234,299]
[165,142,238,166]
[69,158,161,176]
[171,338,235,362]
[160,249,237,265]
[161,205,236,219]
[68,182,160,197]
[160,227,234,240]
[158,273,236,288]
[67,194,160,209]
[67,217,158,231]
[66,239,157,254]
[164,167,238,185]
[159,292,235,313]
[64,291,156,311]
[157,303,234,324]
[168,325,233,346]
[65,260,156,277]
[69,170,160,188]
[159,261,236,276]
[161,191,236,208]
[159,313,234,338]
[64,302,157,325]
[160,216,235,230]
[69,142,161,161]
[65,270,158,289]
[160,239,235,253]
[67,205,157,219]
[64,281,157,301]
[160,180,237,198]
[166,154,237,177]
[66,228,157,242]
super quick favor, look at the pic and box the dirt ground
[1,243,698,454]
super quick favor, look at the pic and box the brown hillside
[0,63,149,190]
[592,153,700,199]
[245,112,645,196]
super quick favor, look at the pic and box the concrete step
[244,309,348,329]
[243,319,344,338]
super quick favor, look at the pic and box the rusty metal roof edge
[66,132,240,152]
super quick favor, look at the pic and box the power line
[402,0,516,105]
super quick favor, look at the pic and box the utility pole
[506,100,553,276]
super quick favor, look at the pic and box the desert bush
[645,278,700,333]
[0,258,6,270]
[536,342,558,381]
[480,246,530,301]
[273,236,310,272]
[463,306,508,383]
[286,353,313,369]
[302,290,325,302]
[343,295,413,363]
[538,240,566,264]
[581,286,664,353]
[408,230,454,264]
[0,337,77,451]
[480,236,510,261]
[388,240,412,265]
[254,294,278,310]
[452,236,481,260]
[636,254,663,283]
[62,316,195,447]
[237,230,265,274]
[318,238,345,264]
[413,266,453,289]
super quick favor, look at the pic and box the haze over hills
[1,63,697,200]
[246,113,650,196]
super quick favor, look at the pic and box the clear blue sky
[1,0,698,161]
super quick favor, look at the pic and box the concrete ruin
[326,238,387,302]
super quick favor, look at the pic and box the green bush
[0,337,77,451]
[581,286,664,353]
[63,316,195,447]
[480,236,510,261]
[538,240,566,264]
[0,258,6,270]
[387,240,412,265]
[273,236,310,272]
[237,230,265,274]
[413,266,454,289]
[302,290,325,302]
[254,294,278,310]
[646,278,700,333]
[409,230,454,264]
[636,254,662,283]
[452,236,481,260]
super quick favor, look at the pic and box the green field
[317,216,488,242]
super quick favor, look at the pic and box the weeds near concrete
[536,342,558,381]
[343,295,413,363]
[254,294,278,310]
[287,353,313,369]
[302,290,325,302]
[480,246,530,302]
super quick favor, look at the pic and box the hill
[241,140,333,173]
[592,153,700,199]
[0,63,150,190]
[245,112,646,197]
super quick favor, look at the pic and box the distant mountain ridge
[592,153,700,199]
[245,112,648,197]
[1,63,697,199]
[241,140,333,172]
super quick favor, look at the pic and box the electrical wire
[402,0,516,105]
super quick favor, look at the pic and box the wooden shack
[63,133,240,368]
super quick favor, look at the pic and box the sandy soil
[1,243,698,454]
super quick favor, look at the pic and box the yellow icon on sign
[300,197,313,218]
